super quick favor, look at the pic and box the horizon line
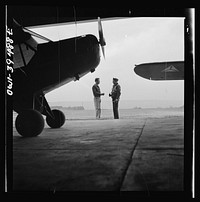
[49,99,184,102]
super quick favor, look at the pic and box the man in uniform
[109,78,121,119]
[92,78,104,119]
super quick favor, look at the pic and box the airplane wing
[134,61,184,80]
[8,6,126,28]
[8,6,186,28]
[10,6,114,69]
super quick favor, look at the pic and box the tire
[15,109,44,137]
[46,109,65,128]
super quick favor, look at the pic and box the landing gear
[15,109,44,137]
[14,94,65,137]
[46,109,65,128]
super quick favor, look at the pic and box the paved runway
[13,116,184,192]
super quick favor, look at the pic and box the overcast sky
[31,17,184,105]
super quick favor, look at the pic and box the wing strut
[13,18,53,43]
[23,27,53,42]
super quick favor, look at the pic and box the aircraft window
[13,37,37,69]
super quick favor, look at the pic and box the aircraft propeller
[98,17,106,58]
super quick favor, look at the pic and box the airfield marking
[118,120,147,191]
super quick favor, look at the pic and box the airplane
[10,17,106,137]
[7,7,187,137]
[134,61,184,80]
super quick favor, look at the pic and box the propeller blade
[98,17,106,57]
[101,45,105,59]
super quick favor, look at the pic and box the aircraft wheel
[15,109,44,137]
[46,109,65,128]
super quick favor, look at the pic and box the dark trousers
[112,101,119,119]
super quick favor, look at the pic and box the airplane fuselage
[13,34,101,113]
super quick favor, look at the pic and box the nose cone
[59,34,101,80]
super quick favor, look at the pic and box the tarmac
[12,116,184,193]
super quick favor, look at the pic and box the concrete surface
[121,117,184,192]
[12,116,184,192]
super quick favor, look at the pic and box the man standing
[92,78,104,119]
[109,78,121,119]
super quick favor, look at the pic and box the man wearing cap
[92,78,105,119]
[109,78,121,119]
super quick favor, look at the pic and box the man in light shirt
[92,78,104,119]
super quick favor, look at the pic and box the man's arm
[115,85,121,100]
[92,85,104,97]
